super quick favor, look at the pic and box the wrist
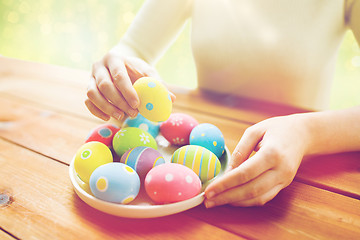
[299,112,322,156]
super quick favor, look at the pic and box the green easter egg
[113,127,157,157]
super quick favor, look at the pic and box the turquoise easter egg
[123,113,160,138]
[190,123,225,158]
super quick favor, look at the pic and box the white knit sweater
[119,0,360,110]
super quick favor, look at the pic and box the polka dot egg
[171,145,221,182]
[190,123,225,158]
[74,142,113,184]
[145,163,202,204]
[120,146,165,180]
[123,113,160,138]
[133,77,172,122]
[112,127,157,157]
[85,123,120,149]
[160,113,198,146]
[89,162,140,204]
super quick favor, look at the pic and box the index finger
[107,57,140,109]
[228,125,265,171]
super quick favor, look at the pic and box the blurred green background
[1,0,359,109]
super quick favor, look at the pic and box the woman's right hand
[85,46,161,121]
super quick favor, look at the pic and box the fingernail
[205,200,215,208]
[130,99,139,109]
[128,109,138,118]
[112,112,123,120]
[206,191,215,199]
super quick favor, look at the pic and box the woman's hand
[85,46,165,121]
[204,114,311,207]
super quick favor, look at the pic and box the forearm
[303,106,360,155]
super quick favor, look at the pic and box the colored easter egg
[160,113,198,146]
[190,123,225,158]
[120,146,165,180]
[89,162,140,204]
[85,124,120,149]
[171,145,221,182]
[74,142,113,184]
[133,77,172,122]
[112,127,157,157]
[123,113,160,138]
[145,163,202,204]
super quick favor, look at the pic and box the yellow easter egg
[133,77,172,122]
[74,141,113,184]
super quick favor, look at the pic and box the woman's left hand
[204,114,311,207]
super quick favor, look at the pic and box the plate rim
[69,146,229,218]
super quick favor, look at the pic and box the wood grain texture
[1,76,359,199]
[1,57,360,239]
[0,95,96,164]
[186,182,360,240]
[298,152,360,199]
[0,139,245,240]
[0,230,16,240]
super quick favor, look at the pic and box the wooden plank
[0,95,97,164]
[0,58,91,119]
[1,93,360,200]
[297,152,360,199]
[186,181,360,239]
[0,139,245,240]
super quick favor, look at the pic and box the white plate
[69,136,230,218]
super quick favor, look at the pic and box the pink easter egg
[160,113,198,146]
[145,163,202,204]
[85,124,120,149]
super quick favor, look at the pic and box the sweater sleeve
[347,0,360,46]
[117,0,193,65]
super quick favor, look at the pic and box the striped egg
[120,146,165,180]
[171,145,221,182]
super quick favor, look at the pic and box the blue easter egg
[123,113,160,138]
[89,162,140,204]
[189,123,225,158]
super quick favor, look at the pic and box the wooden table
[0,56,359,239]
